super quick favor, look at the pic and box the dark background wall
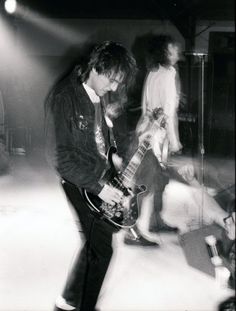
[206,32,235,157]
[0,13,234,159]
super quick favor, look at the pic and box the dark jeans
[136,150,169,229]
[61,180,117,311]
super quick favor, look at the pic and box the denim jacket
[45,69,110,195]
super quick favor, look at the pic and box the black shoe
[53,306,77,311]
[124,235,159,247]
[149,224,179,234]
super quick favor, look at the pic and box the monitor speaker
[179,224,224,277]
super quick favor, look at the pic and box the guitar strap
[107,124,117,148]
[101,97,117,149]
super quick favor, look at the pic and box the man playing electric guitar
[45,41,137,311]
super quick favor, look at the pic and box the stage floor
[0,153,235,311]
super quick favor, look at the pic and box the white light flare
[15,4,86,44]
[4,0,17,14]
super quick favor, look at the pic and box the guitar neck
[120,108,166,186]
[120,135,151,185]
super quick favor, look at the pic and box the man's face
[167,43,180,66]
[91,69,124,97]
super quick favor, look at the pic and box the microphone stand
[198,54,207,228]
[184,52,208,228]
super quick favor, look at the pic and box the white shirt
[141,65,182,154]
[82,82,100,104]
[142,65,178,116]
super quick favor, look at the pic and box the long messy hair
[79,41,137,88]
[146,34,178,69]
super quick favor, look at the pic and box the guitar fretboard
[120,135,151,185]
[119,108,166,187]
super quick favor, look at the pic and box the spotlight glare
[4,0,17,14]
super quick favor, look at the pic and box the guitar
[82,108,167,229]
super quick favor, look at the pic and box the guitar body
[82,108,166,229]
[82,147,146,229]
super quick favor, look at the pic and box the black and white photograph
[0,1,235,310]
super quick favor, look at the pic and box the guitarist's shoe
[53,308,101,311]
[124,235,159,247]
[149,223,179,234]
[53,307,76,311]
[54,296,76,311]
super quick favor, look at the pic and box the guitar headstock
[152,108,166,128]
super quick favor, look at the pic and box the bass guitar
[82,108,166,229]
